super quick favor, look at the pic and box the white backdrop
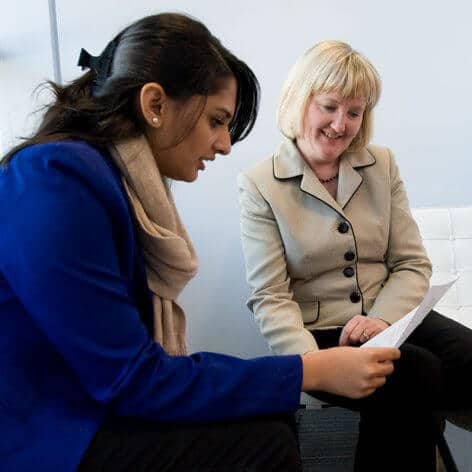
[1,0,472,357]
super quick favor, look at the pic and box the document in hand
[361,276,458,348]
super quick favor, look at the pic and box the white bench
[412,206,472,329]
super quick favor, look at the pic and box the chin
[177,176,196,183]
[320,146,347,161]
[318,151,340,162]
[184,171,199,183]
[166,171,197,183]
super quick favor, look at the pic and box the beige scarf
[108,135,198,355]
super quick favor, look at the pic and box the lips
[197,157,215,171]
[322,130,342,140]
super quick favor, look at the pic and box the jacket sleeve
[367,149,432,324]
[0,144,302,422]
[238,171,318,355]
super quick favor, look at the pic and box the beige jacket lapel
[273,140,340,212]
[337,148,376,209]
[273,139,376,212]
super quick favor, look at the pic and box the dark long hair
[2,13,259,163]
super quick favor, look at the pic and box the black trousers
[79,414,302,472]
[310,310,472,472]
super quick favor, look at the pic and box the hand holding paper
[362,276,458,348]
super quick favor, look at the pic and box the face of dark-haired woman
[144,77,236,182]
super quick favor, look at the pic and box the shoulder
[358,145,403,190]
[365,144,396,164]
[238,139,307,201]
[0,141,134,272]
[7,140,118,182]
[240,139,306,189]
[0,141,129,233]
[366,145,402,179]
[2,140,123,204]
[236,156,276,213]
[351,144,397,178]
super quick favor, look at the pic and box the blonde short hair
[277,40,381,151]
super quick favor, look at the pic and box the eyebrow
[215,107,233,120]
[318,97,365,109]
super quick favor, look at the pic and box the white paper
[361,276,458,348]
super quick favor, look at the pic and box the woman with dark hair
[0,14,399,471]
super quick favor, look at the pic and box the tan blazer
[237,139,432,355]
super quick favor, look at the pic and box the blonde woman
[239,40,472,471]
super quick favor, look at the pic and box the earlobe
[139,82,166,128]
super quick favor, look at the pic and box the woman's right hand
[301,346,400,399]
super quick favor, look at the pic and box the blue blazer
[0,141,302,471]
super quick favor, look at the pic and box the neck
[297,150,340,182]
[311,161,339,180]
[295,139,340,181]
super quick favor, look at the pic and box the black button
[344,251,355,261]
[350,291,361,303]
[337,221,349,234]
[343,267,355,277]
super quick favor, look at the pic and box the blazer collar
[273,139,376,211]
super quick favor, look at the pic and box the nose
[215,129,232,156]
[331,112,346,134]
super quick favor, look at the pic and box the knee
[258,420,302,470]
[394,343,441,407]
[266,420,299,448]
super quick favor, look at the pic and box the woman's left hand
[339,315,390,346]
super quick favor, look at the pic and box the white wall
[2,0,472,357]
[0,1,54,151]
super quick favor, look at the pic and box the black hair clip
[77,39,119,90]
[77,48,94,70]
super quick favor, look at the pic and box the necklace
[318,173,339,184]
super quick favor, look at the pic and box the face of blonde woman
[297,91,366,166]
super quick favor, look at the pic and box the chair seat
[444,410,472,432]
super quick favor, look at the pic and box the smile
[322,130,342,140]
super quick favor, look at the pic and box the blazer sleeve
[367,149,432,324]
[0,144,302,423]
[238,171,318,355]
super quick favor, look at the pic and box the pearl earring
[152,116,159,125]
